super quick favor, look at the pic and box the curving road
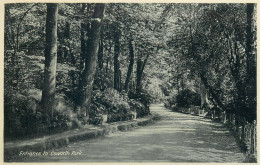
[14,104,246,162]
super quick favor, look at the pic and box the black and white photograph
[2,2,257,163]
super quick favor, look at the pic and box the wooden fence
[168,105,257,161]
[221,112,257,161]
[182,107,257,160]
[243,120,257,158]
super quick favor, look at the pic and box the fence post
[223,111,226,123]
[251,120,256,155]
[241,117,245,142]
[233,114,236,125]
[254,121,257,157]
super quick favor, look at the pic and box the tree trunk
[141,53,150,75]
[80,4,87,71]
[106,54,109,74]
[65,21,70,38]
[181,78,185,91]
[176,66,180,93]
[124,38,135,91]
[105,40,112,74]
[241,117,246,141]
[136,57,143,93]
[119,69,122,91]
[114,29,121,91]
[136,52,150,93]
[245,3,256,121]
[176,76,179,93]
[200,82,208,109]
[41,3,58,122]
[98,31,104,70]
[78,4,105,119]
[246,4,254,77]
[200,72,225,110]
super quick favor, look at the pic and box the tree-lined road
[14,104,246,162]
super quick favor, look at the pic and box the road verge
[4,114,161,162]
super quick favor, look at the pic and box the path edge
[4,114,161,162]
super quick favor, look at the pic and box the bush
[176,89,201,107]
[128,89,152,117]
[52,95,83,129]
[128,99,148,118]
[171,105,179,112]
[4,88,43,138]
[88,88,152,124]
[4,85,82,139]
[89,88,134,124]
[128,89,153,108]
[164,96,176,108]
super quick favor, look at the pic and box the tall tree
[200,82,208,109]
[113,28,121,91]
[245,3,256,120]
[136,56,143,93]
[246,4,255,77]
[98,31,104,70]
[78,3,105,119]
[124,38,135,91]
[41,3,58,122]
[80,4,89,71]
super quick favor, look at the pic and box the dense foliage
[4,3,256,139]
[176,89,201,107]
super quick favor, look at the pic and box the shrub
[176,89,201,107]
[93,70,113,91]
[4,88,43,138]
[128,99,148,118]
[115,101,131,114]
[89,88,134,124]
[128,89,151,117]
[128,89,153,108]
[88,88,152,124]
[52,95,83,129]
[171,105,179,112]
[164,96,176,108]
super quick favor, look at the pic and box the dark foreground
[12,104,246,162]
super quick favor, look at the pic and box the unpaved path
[13,104,246,162]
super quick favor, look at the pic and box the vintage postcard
[1,0,259,164]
